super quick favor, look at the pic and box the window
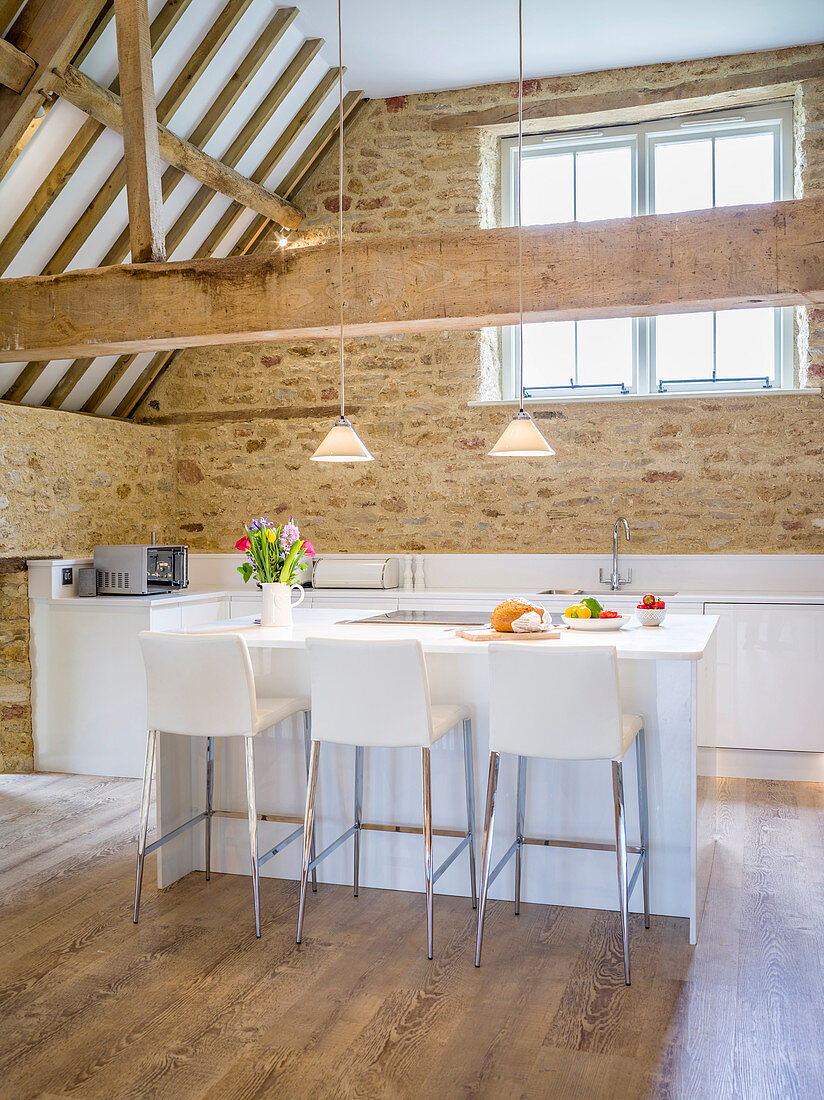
[500,103,794,399]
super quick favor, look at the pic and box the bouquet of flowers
[234,516,315,585]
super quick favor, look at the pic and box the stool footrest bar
[433,834,471,885]
[488,839,519,889]
[627,850,646,900]
[213,809,305,825]
[144,811,207,856]
[522,835,642,855]
[258,824,305,867]
[308,825,358,872]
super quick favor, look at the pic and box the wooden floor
[1,776,823,1100]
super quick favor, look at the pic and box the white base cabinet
[705,602,824,752]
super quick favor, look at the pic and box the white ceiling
[290,0,824,98]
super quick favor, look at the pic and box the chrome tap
[600,518,632,591]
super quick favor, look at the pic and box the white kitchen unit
[157,608,718,945]
[707,602,824,753]
[28,570,230,777]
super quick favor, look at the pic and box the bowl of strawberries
[636,593,667,627]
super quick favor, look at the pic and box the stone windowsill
[469,387,821,408]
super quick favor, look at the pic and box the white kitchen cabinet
[705,602,824,752]
[180,598,230,628]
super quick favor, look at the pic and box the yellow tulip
[266,528,277,543]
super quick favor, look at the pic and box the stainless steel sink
[540,589,678,597]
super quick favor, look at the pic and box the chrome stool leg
[302,712,317,893]
[245,737,261,939]
[133,729,157,924]
[612,758,631,985]
[462,718,477,909]
[297,740,320,944]
[514,755,527,916]
[422,746,434,959]
[636,728,650,929]
[353,745,364,898]
[205,736,214,882]
[475,751,500,967]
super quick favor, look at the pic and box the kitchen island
[155,608,717,943]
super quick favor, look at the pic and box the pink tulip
[235,536,251,552]
[302,540,316,558]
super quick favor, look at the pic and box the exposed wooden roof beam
[52,7,301,410]
[103,91,365,416]
[53,65,304,227]
[231,89,365,258]
[431,56,824,132]
[3,197,822,365]
[0,0,109,173]
[100,6,299,267]
[0,36,35,92]
[113,0,165,263]
[0,0,189,276]
[41,0,254,277]
[197,66,342,259]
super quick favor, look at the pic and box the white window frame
[500,102,794,400]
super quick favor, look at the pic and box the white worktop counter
[189,608,719,661]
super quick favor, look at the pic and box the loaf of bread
[490,597,546,633]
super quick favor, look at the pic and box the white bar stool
[134,631,315,938]
[475,644,650,984]
[297,637,477,959]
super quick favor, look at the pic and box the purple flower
[279,517,300,552]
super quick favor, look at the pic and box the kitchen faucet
[600,518,632,592]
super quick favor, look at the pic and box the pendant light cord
[338,0,345,421]
[517,0,524,414]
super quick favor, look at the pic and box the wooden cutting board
[454,627,561,642]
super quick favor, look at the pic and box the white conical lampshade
[310,416,374,462]
[488,409,555,457]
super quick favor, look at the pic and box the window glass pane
[655,312,714,382]
[715,133,775,206]
[576,318,633,386]
[521,153,574,225]
[715,308,775,381]
[522,321,575,389]
[575,146,633,221]
[653,139,712,213]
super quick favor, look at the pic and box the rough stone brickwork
[136,45,824,559]
[0,567,31,773]
[0,403,175,771]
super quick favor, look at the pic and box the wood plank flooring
[1,774,823,1099]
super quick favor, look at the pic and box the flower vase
[260,581,305,627]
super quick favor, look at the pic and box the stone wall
[136,44,824,558]
[0,403,175,770]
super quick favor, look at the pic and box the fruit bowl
[563,614,632,632]
[635,606,667,627]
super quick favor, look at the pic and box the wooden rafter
[0,0,188,275]
[0,35,35,92]
[0,0,109,172]
[231,89,365,259]
[3,197,821,368]
[53,65,304,226]
[116,91,366,417]
[41,0,255,277]
[113,0,165,262]
[46,6,302,409]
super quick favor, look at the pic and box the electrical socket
[61,567,73,586]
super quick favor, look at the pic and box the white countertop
[186,608,719,661]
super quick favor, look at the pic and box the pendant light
[311,0,373,463]
[488,0,555,458]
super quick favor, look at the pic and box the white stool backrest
[488,644,624,760]
[138,631,258,738]
[306,637,434,747]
